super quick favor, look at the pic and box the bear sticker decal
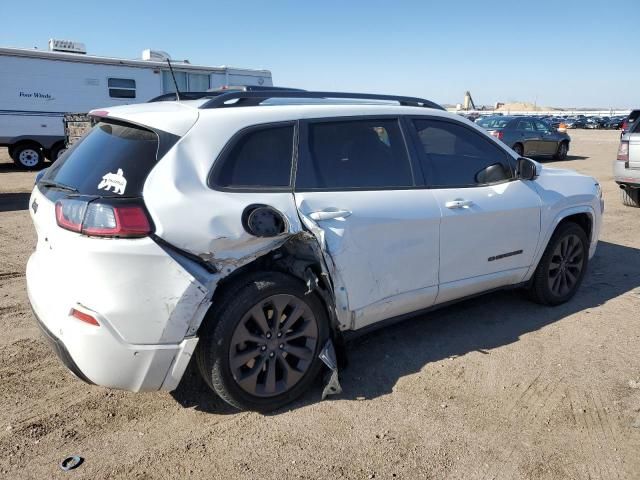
[98,168,127,195]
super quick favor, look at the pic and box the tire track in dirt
[567,387,625,480]
[482,369,568,480]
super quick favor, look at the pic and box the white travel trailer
[0,40,273,168]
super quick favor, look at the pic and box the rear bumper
[30,304,95,385]
[613,161,640,187]
[27,270,199,391]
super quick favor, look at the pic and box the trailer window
[188,73,210,91]
[108,78,136,99]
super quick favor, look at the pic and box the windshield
[42,121,164,198]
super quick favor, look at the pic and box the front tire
[553,141,568,160]
[11,142,45,170]
[620,188,640,207]
[196,272,329,412]
[528,222,589,305]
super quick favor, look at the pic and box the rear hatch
[32,100,199,251]
[27,110,207,350]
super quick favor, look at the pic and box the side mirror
[516,157,538,181]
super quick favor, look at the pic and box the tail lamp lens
[55,199,151,237]
[55,199,87,233]
[617,141,629,162]
[489,130,504,141]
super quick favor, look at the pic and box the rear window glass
[210,124,294,189]
[42,121,160,197]
[476,117,510,129]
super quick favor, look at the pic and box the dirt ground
[1,130,639,480]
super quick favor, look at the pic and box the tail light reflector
[55,198,151,238]
[70,308,100,326]
[617,141,629,162]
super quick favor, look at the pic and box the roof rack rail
[148,91,216,102]
[148,85,306,103]
[198,90,444,110]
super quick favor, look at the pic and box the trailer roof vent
[142,49,171,62]
[48,39,86,54]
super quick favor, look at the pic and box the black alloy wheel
[229,293,319,397]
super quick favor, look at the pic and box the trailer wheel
[47,142,66,162]
[11,142,45,170]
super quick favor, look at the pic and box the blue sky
[2,0,638,108]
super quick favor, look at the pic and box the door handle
[445,199,473,209]
[308,209,352,221]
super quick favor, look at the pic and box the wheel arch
[197,234,346,361]
[9,138,45,155]
[525,206,595,282]
[46,140,67,160]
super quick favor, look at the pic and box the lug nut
[279,343,284,349]
[266,332,272,339]
[277,332,282,338]
[269,352,275,358]
[261,345,267,351]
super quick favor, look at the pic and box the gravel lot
[1,129,639,479]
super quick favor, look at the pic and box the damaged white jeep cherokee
[27,90,603,411]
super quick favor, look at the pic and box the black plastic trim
[199,90,444,110]
[30,305,95,385]
[343,282,529,341]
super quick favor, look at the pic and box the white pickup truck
[615,118,640,207]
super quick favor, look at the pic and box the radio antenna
[166,59,181,101]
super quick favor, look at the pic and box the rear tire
[553,141,568,160]
[196,272,329,412]
[528,222,589,306]
[47,142,66,162]
[10,142,45,170]
[621,188,640,208]
[513,143,524,156]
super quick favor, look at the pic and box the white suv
[27,90,603,411]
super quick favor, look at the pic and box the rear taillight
[621,119,628,131]
[489,130,504,141]
[55,198,151,238]
[617,141,629,162]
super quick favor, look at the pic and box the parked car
[476,116,571,159]
[27,90,603,411]
[614,118,640,207]
[621,109,640,136]
[585,117,607,129]
[605,117,625,129]
[564,118,587,129]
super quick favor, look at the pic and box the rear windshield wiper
[38,179,79,193]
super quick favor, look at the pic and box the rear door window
[411,118,514,187]
[42,121,167,197]
[296,118,414,189]
[209,124,294,189]
[517,119,535,131]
